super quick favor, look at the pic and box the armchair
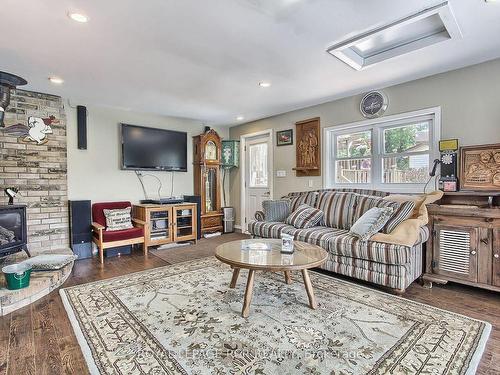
[91,201,146,264]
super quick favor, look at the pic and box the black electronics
[121,123,188,171]
[183,195,202,239]
[105,245,132,258]
[77,105,87,150]
[140,197,185,205]
[69,200,92,259]
[437,139,459,192]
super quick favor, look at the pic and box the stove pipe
[0,71,28,127]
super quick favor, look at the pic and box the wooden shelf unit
[133,203,198,249]
[423,192,500,292]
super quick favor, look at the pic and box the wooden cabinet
[193,129,223,234]
[424,192,500,292]
[133,203,197,249]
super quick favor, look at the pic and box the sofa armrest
[132,218,146,226]
[254,211,265,221]
[92,222,105,232]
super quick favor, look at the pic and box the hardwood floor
[1,245,499,375]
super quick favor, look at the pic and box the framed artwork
[460,143,500,191]
[277,129,293,146]
[293,117,320,177]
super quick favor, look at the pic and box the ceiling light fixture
[48,76,64,85]
[258,82,271,88]
[327,1,462,70]
[236,116,245,121]
[68,12,89,23]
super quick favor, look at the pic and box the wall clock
[360,91,388,119]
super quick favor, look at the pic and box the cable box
[140,197,184,205]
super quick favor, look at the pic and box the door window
[249,143,268,188]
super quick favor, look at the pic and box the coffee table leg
[284,271,292,284]
[301,269,317,309]
[230,268,240,288]
[242,269,255,318]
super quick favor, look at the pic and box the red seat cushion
[95,227,144,243]
[92,201,132,227]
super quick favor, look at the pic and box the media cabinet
[132,203,198,250]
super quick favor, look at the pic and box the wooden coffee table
[215,239,328,318]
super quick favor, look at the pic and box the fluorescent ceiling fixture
[48,76,64,84]
[327,1,462,70]
[258,81,271,88]
[68,12,89,23]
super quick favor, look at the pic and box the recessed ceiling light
[236,116,245,121]
[258,82,271,88]
[48,76,64,85]
[68,12,89,23]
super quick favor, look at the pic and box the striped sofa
[249,189,429,293]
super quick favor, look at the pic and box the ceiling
[1,0,500,126]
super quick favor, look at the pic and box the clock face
[360,91,387,118]
[205,141,217,160]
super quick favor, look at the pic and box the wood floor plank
[7,305,36,375]
[0,313,11,375]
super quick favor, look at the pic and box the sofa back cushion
[288,191,319,211]
[285,204,324,229]
[316,191,358,230]
[92,201,132,227]
[262,199,290,222]
[354,195,415,233]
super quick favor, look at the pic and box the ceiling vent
[327,1,462,70]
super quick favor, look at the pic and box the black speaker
[183,195,202,239]
[77,105,87,150]
[69,200,92,259]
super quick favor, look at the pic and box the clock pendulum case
[193,128,224,234]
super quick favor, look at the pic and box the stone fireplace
[0,89,68,255]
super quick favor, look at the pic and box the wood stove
[0,205,30,257]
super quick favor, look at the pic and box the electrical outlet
[308,180,314,188]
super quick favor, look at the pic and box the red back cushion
[92,201,132,227]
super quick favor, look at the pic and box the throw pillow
[22,254,77,271]
[350,207,394,241]
[262,199,291,222]
[316,191,358,229]
[285,204,324,229]
[103,207,133,231]
[287,191,319,211]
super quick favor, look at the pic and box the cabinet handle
[494,254,499,259]
[480,238,489,245]
[470,250,477,256]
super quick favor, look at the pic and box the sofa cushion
[354,195,415,233]
[316,191,358,230]
[262,199,290,222]
[98,227,144,243]
[248,221,297,239]
[285,204,323,229]
[287,191,320,211]
[92,201,132,227]
[350,207,394,241]
[103,207,133,231]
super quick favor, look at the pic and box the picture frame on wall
[276,129,293,146]
[460,143,500,191]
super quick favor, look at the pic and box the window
[249,142,268,187]
[325,108,440,192]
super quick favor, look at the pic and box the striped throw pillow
[262,199,291,222]
[316,191,358,229]
[354,195,415,234]
[285,204,324,229]
[288,191,319,211]
[103,207,133,231]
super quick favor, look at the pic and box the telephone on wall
[433,139,459,192]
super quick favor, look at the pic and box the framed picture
[460,143,500,191]
[276,129,293,146]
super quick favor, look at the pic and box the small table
[215,239,328,318]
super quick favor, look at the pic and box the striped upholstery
[316,192,358,229]
[248,221,296,238]
[285,204,323,229]
[262,199,290,222]
[354,195,415,233]
[287,191,320,211]
[319,188,389,197]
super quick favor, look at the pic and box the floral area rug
[60,258,490,374]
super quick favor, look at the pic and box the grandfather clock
[193,129,223,234]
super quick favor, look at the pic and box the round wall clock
[360,91,388,119]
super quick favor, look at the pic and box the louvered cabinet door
[493,228,500,287]
[433,225,479,282]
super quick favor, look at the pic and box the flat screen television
[121,124,187,171]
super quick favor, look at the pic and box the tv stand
[132,203,197,250]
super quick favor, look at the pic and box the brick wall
[0,89,68,255]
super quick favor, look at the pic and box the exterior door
[244,135,271,231]
[433,224,478,283]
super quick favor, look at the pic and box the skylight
[327,1,462,70]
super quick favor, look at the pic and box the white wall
[67,105,228,203]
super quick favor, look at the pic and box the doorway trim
[240,129,274,233]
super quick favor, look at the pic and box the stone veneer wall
[0,89,68,255]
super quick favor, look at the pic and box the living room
[1,1,499,374]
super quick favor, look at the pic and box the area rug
[60,258,490,375]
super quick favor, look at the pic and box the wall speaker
[77,105,87,150]
[183,195,202,239]
[69,200,92,259]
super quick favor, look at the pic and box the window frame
[324,107,441,193]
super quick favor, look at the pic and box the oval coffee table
[215,239,328,318]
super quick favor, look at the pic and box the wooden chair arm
[132,218,146,226]
[92,222,105,232]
